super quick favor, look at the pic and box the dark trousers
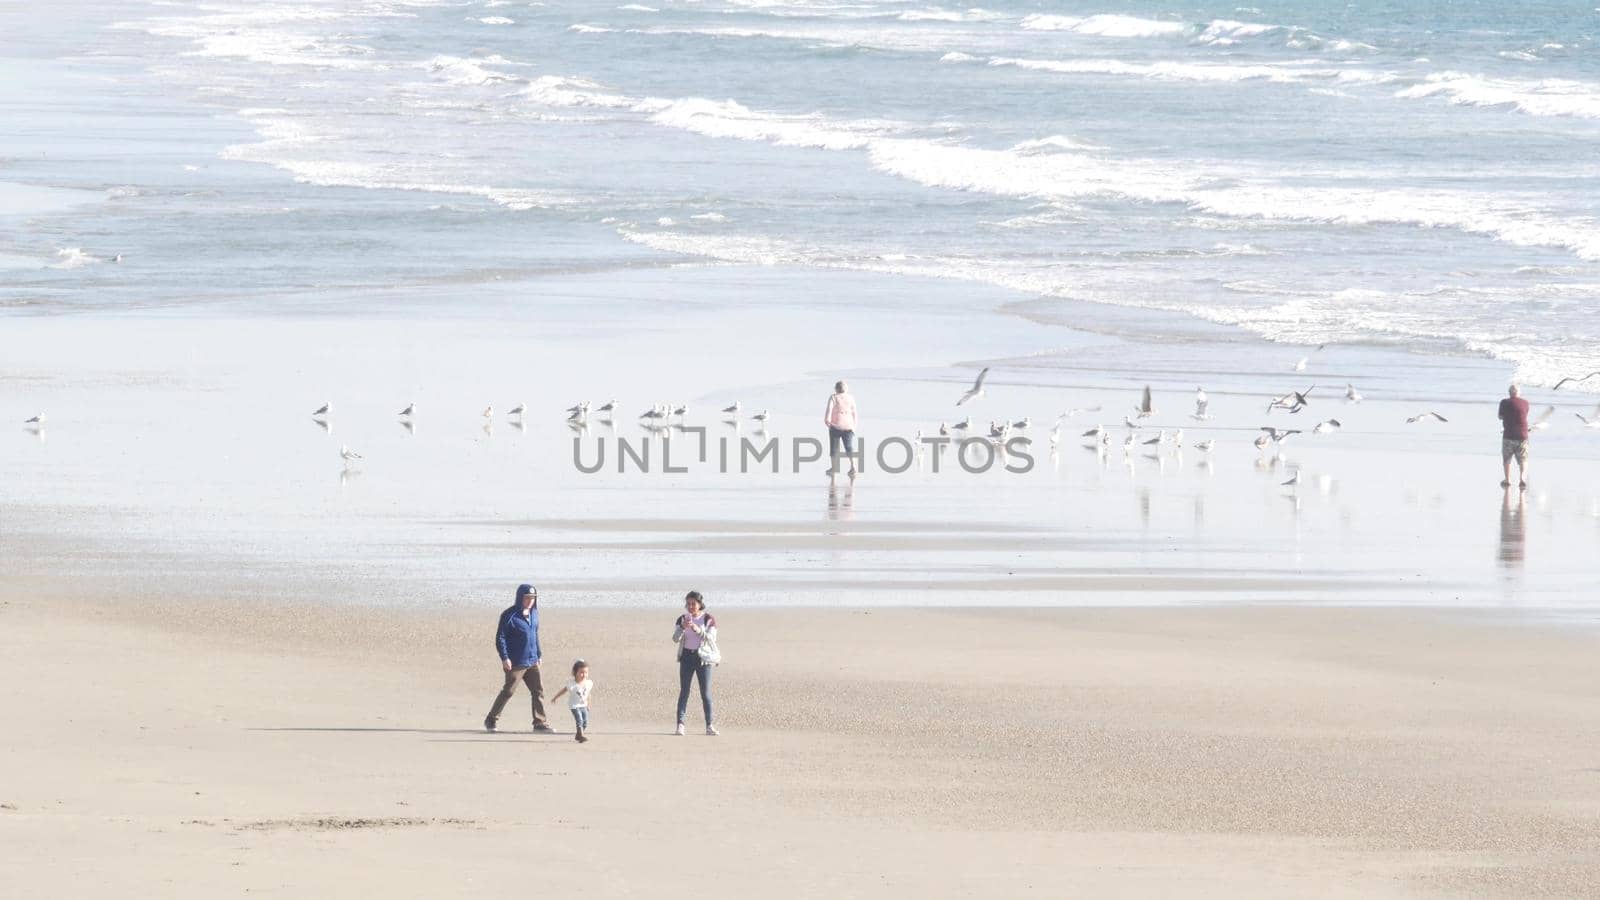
[828,427,856,472]
[676,653,713,726]
[487,664,546,726]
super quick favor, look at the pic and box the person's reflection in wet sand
[1498,485,1526,568]
[826,480,855,522]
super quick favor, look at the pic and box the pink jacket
[824,393,858,431]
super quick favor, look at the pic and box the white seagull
[1081,424,1104,439]
[956,367,990,407]
[597,399,619,415]
[398,403,415,417]
[339,444,363,462]
[938,422,950,437]
[24,413,44,425]
[1576,405,1600,428]
[1141,429,1166,446]
[1268,386,1315,414]
[1345,383,1363,403]
[1194,439,1214,452]
[1048,424,1061,447]
[1529,406,1556,431]
[751,409,770,423]
[1405,411,1448,424]
[1261,427,1301,447]
[1011,417,1030,430]
[564,401,588,416]
[671,403,688,419]
[509,402,527,417]
[951,418,971,432]
[482,405,494,419]
[1312,419,1341,435]
[1192,387,1208,419]
[721,401,741,416]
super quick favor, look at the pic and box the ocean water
[2,0,1598,388]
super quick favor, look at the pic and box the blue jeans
[676,653,713,725]
[828,427,856,473]
[570,707,589,731]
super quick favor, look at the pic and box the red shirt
[1498,396,1530,440]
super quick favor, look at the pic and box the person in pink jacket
[824,380,859,477]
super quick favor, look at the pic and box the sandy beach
[4,580,1599,898]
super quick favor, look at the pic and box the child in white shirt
[549,659,594,743]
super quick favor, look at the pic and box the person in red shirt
[1497,384,1530,489]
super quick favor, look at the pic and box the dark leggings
[676,653,713,725]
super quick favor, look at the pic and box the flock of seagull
[276,363,1600,478]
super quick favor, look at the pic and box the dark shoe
[483,716,497,733]
[576,732,588,743]
[533,723,554,733]
[1500,480,1511,488]
[1519,481,1528,490]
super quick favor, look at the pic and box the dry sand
[3,578,1598,898]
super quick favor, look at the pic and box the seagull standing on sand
[1082,424,1104,439]
[956,367,990,406]
[938,422,950,437]
[1141,429,1166,446]
[24,413,45,425]
[1135,385,1156,419]
[1194,439,1214,452]
[398,403,415,417]
[1345,384,1363,403]
[1011,417,1031,430]
[482,405,494,419]
[952,418,971,432]
[1193,387,1208,419]
[721,401,741,416]
[751,409,770,424]
[1048,423,1061,448]
[1406,412,1448,424]
[339,444,363,462]
[510,402,527,418]
[312,403,331,417]
[597,399,618,416]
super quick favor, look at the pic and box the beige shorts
[1501,438,1528,465]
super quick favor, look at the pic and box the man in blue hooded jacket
[484,584,552,733]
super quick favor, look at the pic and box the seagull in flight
[1281,468,1301,487]
[1292,344,1327,373]
[1312,419,1341,435]
[398,403,415,417]
[1405,411,1448,424]
[1134,385,1156,418]
[312,402,331,417]
[1576,405,1600,428]
[956,367,990,406]
[1528,406,1555,431]
[1345,384,1363,403]
[1261,427,1302,446]
[1553,371,1600,391]
[1268,386,1315,414]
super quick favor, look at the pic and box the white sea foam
[1020,13,1186,38]
[1012,135,1102,153]
[690,212,728,222]
[422,54,520,85]
[569,24,615,33]
[520,75,633,107]
[1396,71,1600,119]
[51,248,104,269]
[618,3,658,9]
[474,16,515,25]
[636,97,896,151]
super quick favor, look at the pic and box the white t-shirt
[565,678,593,709]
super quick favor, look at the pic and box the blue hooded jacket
[495,584,541,667]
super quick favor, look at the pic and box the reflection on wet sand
[826,481,854,522]
[1498,487,1525,568]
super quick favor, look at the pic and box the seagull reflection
[1498,487,1525,568]
[312,417,333,435]
[483,421,494,438]
[26,424,45,443]
[509,418,525,433]
[399,419,416,436]
[339,466,362,488]
[1138,487,1150,527]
